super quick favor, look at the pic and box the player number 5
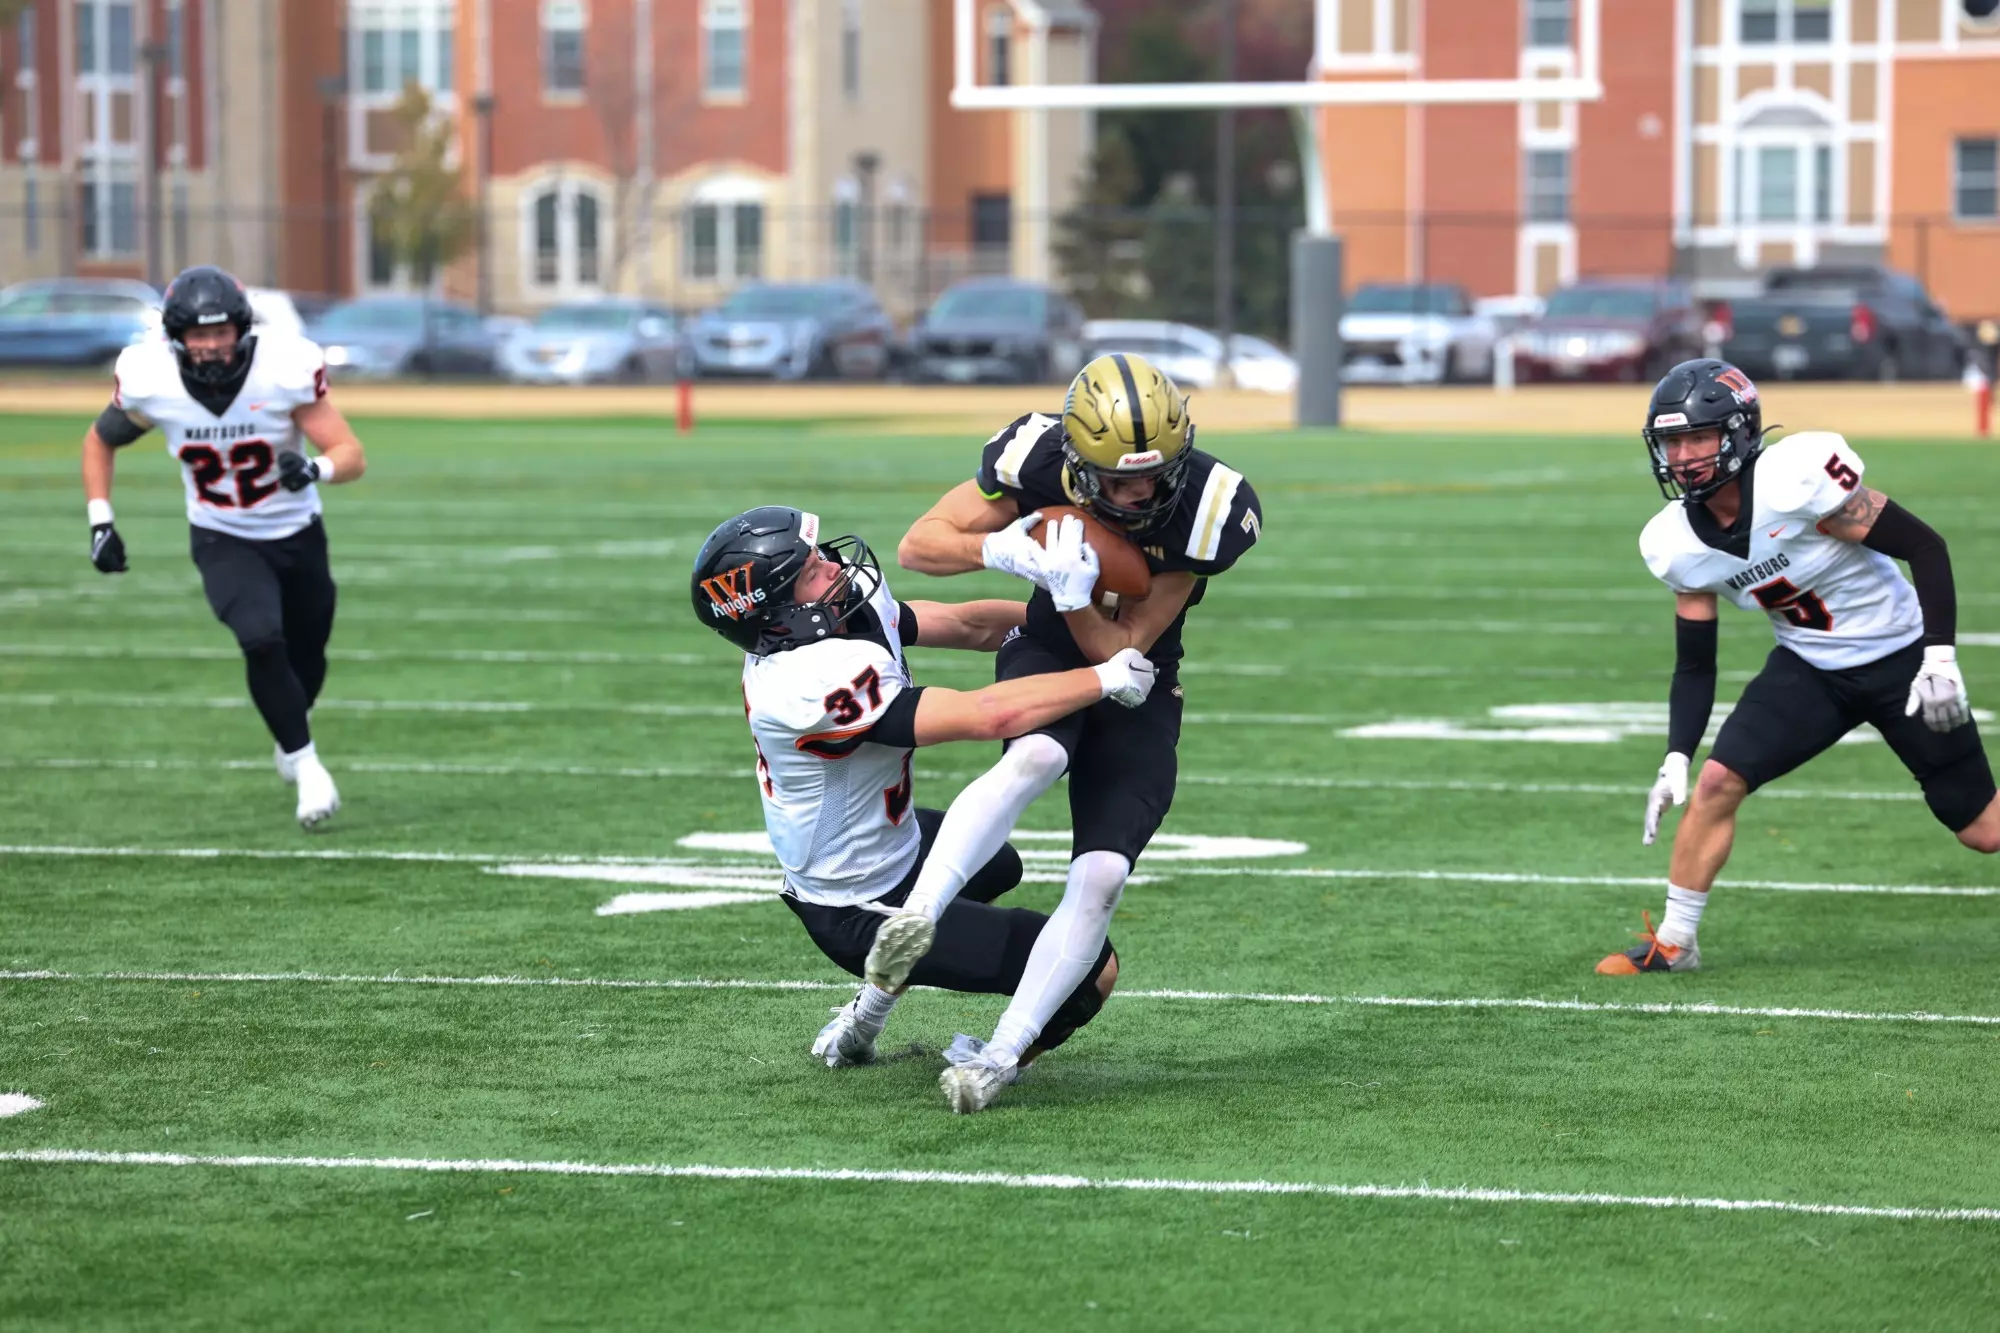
[1823,454,1859,492]
[1750,576,1834,632]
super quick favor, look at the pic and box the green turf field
[4,408,1999,1330]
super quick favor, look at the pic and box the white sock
[987,849,1128,1065]
[851,984,897,1037]
[1658,882,1706,948]
[900,734,1067,923]
[284,741,319,767]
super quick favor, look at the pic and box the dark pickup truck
[1715,267,1967,382]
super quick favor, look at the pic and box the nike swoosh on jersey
[1767,525,1787,538]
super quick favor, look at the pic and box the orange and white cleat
[1596,910,1701,975]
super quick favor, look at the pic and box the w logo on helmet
[1715,367,1758,403]
[700,562,763,620]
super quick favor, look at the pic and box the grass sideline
[4,406,2000,1330]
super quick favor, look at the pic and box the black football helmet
[161,265,256,386]
[690,506,880,654]
[1642,358,1767,504]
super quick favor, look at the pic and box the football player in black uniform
[884,352,1262,1112]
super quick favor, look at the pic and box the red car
[1509,280,1706,383]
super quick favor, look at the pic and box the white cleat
[864,911,936,991]
[294,756,340,829]
[810,999,879,1068]
[274,743,299,784]
[939,1036,1020,1114]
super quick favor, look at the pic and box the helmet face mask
[1060,352,1194,535]
[690,507,879,654]
[161,265,256,387]
[1641,358,1765,504]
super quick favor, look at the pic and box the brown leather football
[1034,504,1153,600]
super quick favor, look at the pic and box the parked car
[0,278,161,368]
[1082,319,1298,394]
[1509,280,1704,383]
[1339,283,1497,384]
[909,279,1086,384]
[500,300,680,384]
[1474,293,1546,341]
[1716,267,1967,382]
[681,281,895,381]
[309,297,501,379]
[247,288,307,338]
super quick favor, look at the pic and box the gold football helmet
[1060,352,1194,533]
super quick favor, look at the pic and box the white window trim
[684,174,768,283]
[541,0,588,101]
[702,0,749,102]
[1955,136,2000,224]
[522,175,612,299]
[346,0,459,173]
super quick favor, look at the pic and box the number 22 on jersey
[180,440,278,509]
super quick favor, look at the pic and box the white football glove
[1906,645,1972,734]
[980,511,1048,584]
[1093,647,1156,708]
[1042,514,1102,613]
[1641,751,1691,846]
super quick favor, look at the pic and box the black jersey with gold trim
[976,411,1262,666]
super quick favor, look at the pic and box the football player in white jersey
[691,506,1157,1076]
[80,266,367,828]
[1600,358,1999,974]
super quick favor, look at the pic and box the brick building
[0,0,1097,315]
[1313,0,2000,317]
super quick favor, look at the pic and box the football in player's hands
[1033,505,1152,598]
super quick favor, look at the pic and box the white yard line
[0,756,1928,804]
[0,694,1365,727]
[0,644,711,667]
[0,1148,1991,1224]
[0,843,1988,896]
[5,969,1999,1027]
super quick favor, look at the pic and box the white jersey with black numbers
[740,572,919,907]
[1640,432,1923,671]
[113,333,331,540]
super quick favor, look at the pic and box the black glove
[277,451,321,493]
[90,523,128,574]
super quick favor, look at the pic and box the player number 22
[1750,576,1834,632]
[179,441,278,509]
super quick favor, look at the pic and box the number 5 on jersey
[1752,576,1833,631]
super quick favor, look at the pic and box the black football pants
[189,518,337,754]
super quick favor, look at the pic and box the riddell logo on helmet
[701,563,764,620]
[798,511,820,546]
[1118,450,1163,468]
[1652,412,1689,428]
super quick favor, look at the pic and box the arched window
[524,177,609,296]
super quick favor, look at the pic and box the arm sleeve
[94,403,152,448]
[896,601,921,648]
[1862,499,1955,647]
[1667,615,1719,758]
[855,686,926,750]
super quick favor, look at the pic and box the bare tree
[368,84,477,285]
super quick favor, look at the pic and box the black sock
[243,637,312,753]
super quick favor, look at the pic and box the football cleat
[294,755,340,829]
[939,1036,1020,1115]
[1596,910,1701,975]
[274,743,299,785]
[810,998,879,1068]
[864,910,936,991]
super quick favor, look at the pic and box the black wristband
[1667,615,1718,757]
[1862,498,1955,646]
